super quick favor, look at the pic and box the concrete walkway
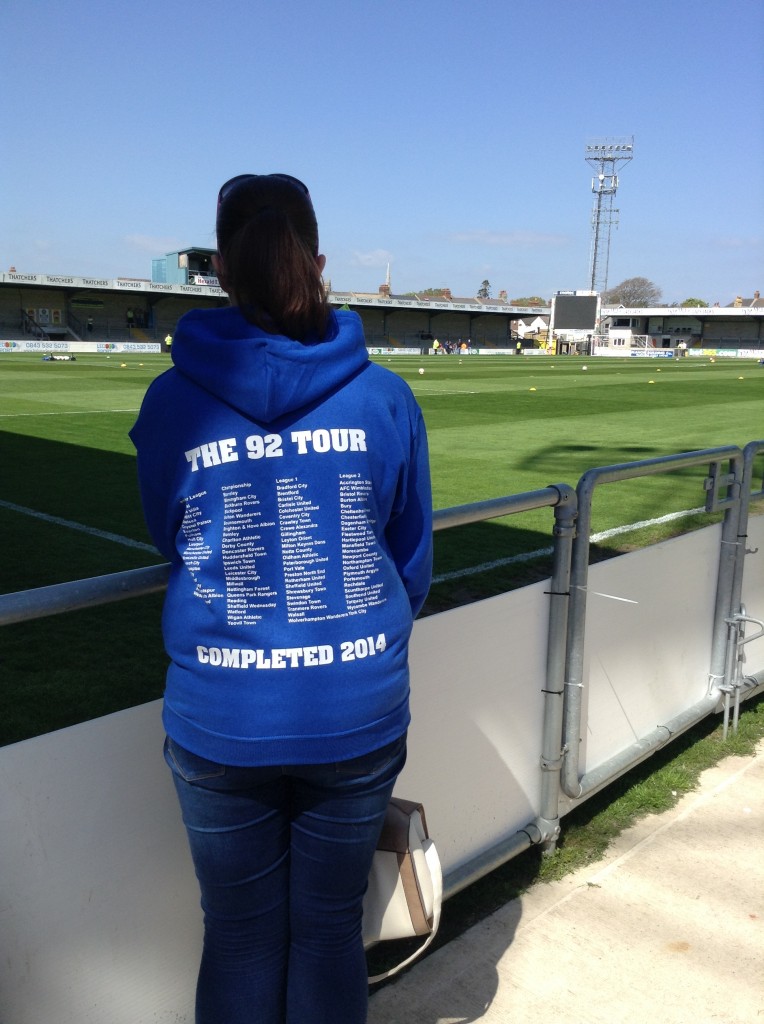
[369,743,764,1024]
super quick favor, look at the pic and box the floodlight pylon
[585,137,634,294]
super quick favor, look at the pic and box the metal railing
[560,445,753,804]
[1,448,762,874]
[0,562,170,627]
[1,485,578,881]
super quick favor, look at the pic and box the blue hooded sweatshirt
[130,307,432,766]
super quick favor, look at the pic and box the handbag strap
[368,839,443,985]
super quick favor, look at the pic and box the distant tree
[602,277,663,306]
[680,297,708,307]
[419,287,451,296]
[477,279,491,298]
[510,295,546,306]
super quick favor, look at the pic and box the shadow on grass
[1,429,151,544]
[0,594,167,746]
[515,441,664,476]
[425,520,557,615]
[1,431,167,745]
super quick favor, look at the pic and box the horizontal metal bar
[433,485,574,531]
[577,446,742,494]
[442,822,539,900]
[561,692,721,811]
[0,563,171,627]
[1,486,576,628]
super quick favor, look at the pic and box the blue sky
[2,0,762,304]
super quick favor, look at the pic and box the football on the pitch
[418,368,424,375]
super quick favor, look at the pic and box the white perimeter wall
[1,517,762,1023]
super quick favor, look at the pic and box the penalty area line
[432,506,705,584]
[0,500,158,553]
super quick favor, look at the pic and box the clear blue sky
[3,0,762,305]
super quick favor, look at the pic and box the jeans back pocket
[164,737,227,782]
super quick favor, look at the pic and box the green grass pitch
[1,351,762,742]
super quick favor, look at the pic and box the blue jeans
[164,734,407,1024]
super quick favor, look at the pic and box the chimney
[378,283,391,297]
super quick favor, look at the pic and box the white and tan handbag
[363,797,443,982]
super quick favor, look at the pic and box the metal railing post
[729,441,764,616]
[717,439,764,734]
[537,484,577,851]
[701,453,744,693]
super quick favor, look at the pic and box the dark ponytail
[216,176,329,340]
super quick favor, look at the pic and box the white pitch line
[432,506,705,584]
[588,506,705,541]
[0,500,158,553]
[0,408,139,418]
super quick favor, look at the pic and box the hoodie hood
[171,306,369,423]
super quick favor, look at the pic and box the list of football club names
[222,483,278,626]
[180,471,385,627]
[276,472,384,623]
